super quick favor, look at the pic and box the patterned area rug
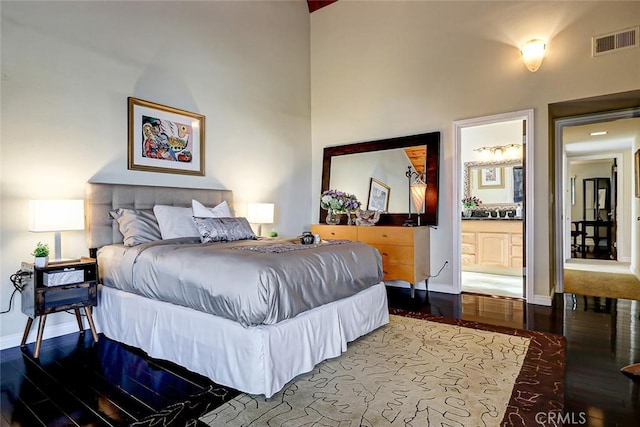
[201,310,565,426]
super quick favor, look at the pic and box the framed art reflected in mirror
[367,178,390,211]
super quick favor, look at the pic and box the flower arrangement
[462,196,481,209]
[320,189,361,213]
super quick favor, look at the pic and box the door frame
[553,109,638,291]
[453,109,535,302]
[563,154,624,262]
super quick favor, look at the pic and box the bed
[86,182,389,398]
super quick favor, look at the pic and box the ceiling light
[590,131,608,136]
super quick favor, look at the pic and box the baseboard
[530,293,554,306]
[0,319,100,350]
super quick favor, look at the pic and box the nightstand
[20,257,98,358]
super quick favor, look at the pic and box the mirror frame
[320,132,440,226]
[463,159,522,207]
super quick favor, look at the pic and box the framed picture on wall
[513,166,523,203]
[367,178,390,211]
[478,167,505,189]
[128,97,205,175]
[635,149,640,198]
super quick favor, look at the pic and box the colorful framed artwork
[128,97,205,175]
[478,167,505,189]
[635,149,640,198]
[367,178,390,211]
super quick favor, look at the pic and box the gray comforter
[98,238,383,326]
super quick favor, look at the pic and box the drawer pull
[382,252,389,256]
[382,234,388,238]
[331,232,336,236]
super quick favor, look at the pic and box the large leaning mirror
[464,160,522,207]
[321,132,440,226]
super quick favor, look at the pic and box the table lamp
[29,199,85,260]
[246,203,274,237]
[404,166,427,226]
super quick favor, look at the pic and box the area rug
[200,310,565,426]
[564,269,640,300]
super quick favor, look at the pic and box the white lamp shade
[29,200,85,232]
[410,183,427,213]
[246,203,274,224]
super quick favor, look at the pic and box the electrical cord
[1,269,31,314]
[427,260,448,279]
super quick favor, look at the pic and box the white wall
[0,1,311,345]
[310,1,640,300]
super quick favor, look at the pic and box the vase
[463,208,473,218]
[325,210,342,225]
[347,212,354,225]
[34,256,49,268]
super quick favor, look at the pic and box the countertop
[461,217,523,221]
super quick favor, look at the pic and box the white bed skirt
[95,282,389,398]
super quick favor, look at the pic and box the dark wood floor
[2,288,639,426]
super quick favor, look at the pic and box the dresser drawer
[381,263,415,283]
[461,243,476,255]
[310,225,357,241]
[357,226,413,246]
[511,234,523,245]
[511,256,523,269]
[461,253,476,265]
[370,244,414,265]
[461,232,476,244]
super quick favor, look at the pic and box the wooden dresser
[311,225,430,292]
[461,219,522,276]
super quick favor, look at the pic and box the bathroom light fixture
[473,144,522,160]
[521,39,546,72]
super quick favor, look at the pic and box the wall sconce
[474,144,522,161]
[29,199,85,260]
[521,39,546,72]
[246,203,274,237]
[404,166,427,227]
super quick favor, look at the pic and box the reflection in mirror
[321,132,440,226]
[330,147,423,213]
[464,160,522,206]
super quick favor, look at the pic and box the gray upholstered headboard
[86,182,233,249]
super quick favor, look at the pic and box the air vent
[593,26,639,56]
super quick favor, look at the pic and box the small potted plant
[32,242,50,268]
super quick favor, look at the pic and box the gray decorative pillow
[193,217,257,243]
[109,208,162,246]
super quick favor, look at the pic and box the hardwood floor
[2,288,639,426]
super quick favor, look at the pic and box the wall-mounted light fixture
[521,39,546,72]
[246,202,274,237]
[474,144,522,161]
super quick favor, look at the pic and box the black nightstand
[20,257,98,358]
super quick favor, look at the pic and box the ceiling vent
[593,26,639,56]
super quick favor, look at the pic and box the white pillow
[153,205,199,239]
[192,199,233,218]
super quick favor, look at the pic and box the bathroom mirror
[464,160,522,207]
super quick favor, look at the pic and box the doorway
[551,91,640,295]
[453,110,535,301]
